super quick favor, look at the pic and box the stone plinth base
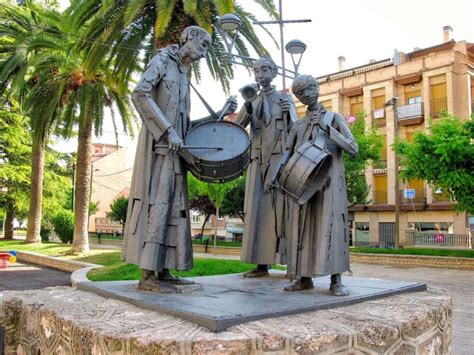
[1,286,451,354]
[77,273,426,332]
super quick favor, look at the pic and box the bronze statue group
[122,26,359,295]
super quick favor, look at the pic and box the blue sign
[404,189,416,199]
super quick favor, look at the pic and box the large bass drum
[182,120,250,183]
[278,141,332,205]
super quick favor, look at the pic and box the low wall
[1,286,452,354]
[350,252,474,270]
[15,251,97,273]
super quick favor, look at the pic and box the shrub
[52,211,74,243]
[40,222,52,242]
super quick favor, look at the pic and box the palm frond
[154,0,178,39]
[212,0,235,15]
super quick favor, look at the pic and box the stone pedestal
[1,286,451,354]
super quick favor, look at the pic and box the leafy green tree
[0,93,32,240]
[220,174,245,221]
[106,196,129,236]
[344,112,383,205]
[52,210,74,243]
[395,114,474,214]
[72,0,278,91]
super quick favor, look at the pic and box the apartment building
[305,27,473,245]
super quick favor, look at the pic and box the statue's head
[180,26,212,62]
[253,57,278,88]
[292,75,319,106]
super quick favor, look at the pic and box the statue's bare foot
[330,273,349,296]
[243,265,269,278]
[284,277,314,291]
[158,269,194,285]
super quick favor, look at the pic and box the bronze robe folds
[285,106,359,277]
[236,88,297,265]
[122,45,193,272]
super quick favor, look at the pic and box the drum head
[185,121,249,161]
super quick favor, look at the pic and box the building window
[408,222,453,234]
[407,96,422,104]
[355,222,370,243]
[191,211,200,223]
[350,96,364,117]
[430,82,447,116]
[373,174,388,204]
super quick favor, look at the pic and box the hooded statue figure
[122,26,236,292]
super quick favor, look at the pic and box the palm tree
[1,1,135,252]
[0,1,63,243]
[25,21,135,254]
[68,0,278,91]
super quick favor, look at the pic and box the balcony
[396,102,424,125]
[430,97,448,118]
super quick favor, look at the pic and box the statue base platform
[1,281,452,354]
[77,272,426,332]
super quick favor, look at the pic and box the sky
[54,0,473,153]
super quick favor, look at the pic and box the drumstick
[154,145,223,150]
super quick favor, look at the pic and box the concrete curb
[70,266,102,287]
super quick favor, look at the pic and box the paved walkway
[0,261,71,291]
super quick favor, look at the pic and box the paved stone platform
[0,285,451,354]
[77,272,426,332]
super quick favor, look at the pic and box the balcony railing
[396,102,424,120]
[430,97,448,117]
[406,232,472,249]
[372,108,385,119]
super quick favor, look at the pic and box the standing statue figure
[122,26,237,292]
[272,75,359,294]
[236,57,297,277]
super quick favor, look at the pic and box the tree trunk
[4,199,15,240]
[200,213,210,239]
[72,116,93,253]
[214,206,219,255]
[25,137,46,243]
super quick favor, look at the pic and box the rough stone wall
[2,286,452,354]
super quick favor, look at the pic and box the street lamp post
[217,1,311,88]
[385,97,400,248]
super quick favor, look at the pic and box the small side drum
[278,141,332,205]
[183,120,250,183]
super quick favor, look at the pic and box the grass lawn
[77,252,285,281]
[0,239,284,282]
[351,247,474,258]
[0,240,118,259]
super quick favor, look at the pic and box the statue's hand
[310,111,321,124]
[168,128,183,151]
[222,95,238,117]
[279,97,291,113]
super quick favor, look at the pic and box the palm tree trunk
[72,116,93,253]
[3,199,15,240]
[25,137,46,243]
